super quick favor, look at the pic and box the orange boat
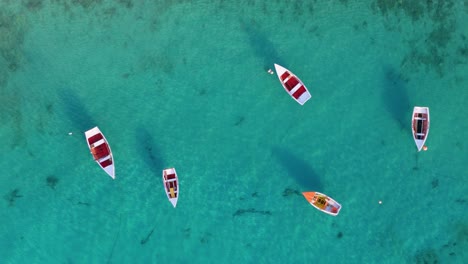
[303,192,341,216]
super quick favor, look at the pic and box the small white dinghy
[162,168,179,208]
[412,107,430,152]
[85,127,115,179]
[274,63,311,105]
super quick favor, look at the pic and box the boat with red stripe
[274,63,311,105]
[85,127,115,179]
[412,106,430,152]
[162,168,179,208]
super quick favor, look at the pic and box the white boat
[274,63,311,105]
[85,127,115,179]
[162,168,179,208]
[303,192,341,216]
[412,106,430,151]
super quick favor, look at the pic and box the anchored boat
[412,106,430,151]
[274,63,311,105]
[162,168,179,208]
[303,192,341,216]
[85,127,115,179]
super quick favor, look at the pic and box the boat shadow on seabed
[381,65,411,132]
[272,147,323,194]
[136,127,165,175]
[242,20,286,72]
[58,88,96,133]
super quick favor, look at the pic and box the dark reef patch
[233,208,272,217]
[431,178,438,189]
[339,0,349,6]
[4,189,23,206]
[282,187,301,197]
[139,54,174,76]
[0,9,27,77]
[337,232,343,239]
[198,88,206,96]
[45,103,54,115]
[413,248,438,264]
[116,0,133,9]
[46,175,59,190]
[23,0,44,11]
[140,227,155,245]
[234,116,245,127]
[371,0,426,22]
[182,228,191,238]
[70,0,103,9]
[199,232,212,244]
[372,0,459,77]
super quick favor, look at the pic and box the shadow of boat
[242,20,285,70]
[58,89,96,132]
[136,127,164,174]
[272,147,323,191]
[381,65,411,130]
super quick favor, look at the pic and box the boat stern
[297,91,312,105]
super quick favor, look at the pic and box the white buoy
[68,132,73,136]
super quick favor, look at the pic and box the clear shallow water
[0,1,467,263]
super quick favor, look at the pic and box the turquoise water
[1,1,467,263]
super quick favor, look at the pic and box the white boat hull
[162,168,179,208]
[274,63,311,105]
[303,191,341,216]
[85,127,115,179]
[412,107,430,152]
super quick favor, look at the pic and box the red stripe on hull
[91,143,110,160]
[100,159,112,168]
[285,77,299,91]
[292,86,307,99]
[280,71,290,81]
[88,133,103,145]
